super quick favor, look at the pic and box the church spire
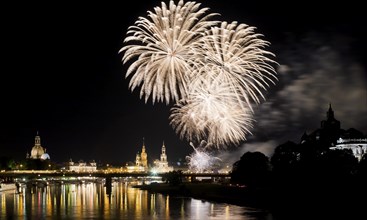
[327,103,335,120]
[162,141,166,154]
[321,103,340,132]
[142,137,146,151]
[140,137,147,168]
[160,140,167,162]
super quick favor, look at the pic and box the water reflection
[1,181,272,219]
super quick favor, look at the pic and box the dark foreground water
[0,181,273,220]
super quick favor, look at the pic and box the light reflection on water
[0,182,272,220]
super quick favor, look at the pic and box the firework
[120,0,219,104]
[170,74,254,147]
[186,141,221,173]
[169,21,276,147]
[121,1,278,149]
[193,21,278,111]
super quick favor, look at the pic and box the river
[0,179,273,220]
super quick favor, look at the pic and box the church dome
[30,132,46,159]
[31,146,45,159]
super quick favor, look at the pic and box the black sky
[1,1,366,165]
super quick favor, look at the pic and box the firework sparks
[193,21,278,111]
[170,74,254,147]
[120,0,219,104]
[186,141,222,173]
[169,20,277,147]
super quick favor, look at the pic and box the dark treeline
[230,140,367,217]
[0,157,55,171]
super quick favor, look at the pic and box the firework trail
[120,0,219,104]
[186,141,221,173]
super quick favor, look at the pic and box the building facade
[331,138,367,161]
[126,138,149,173]
[67,159,97,172]
[301,104,367,160]
[152,141,173,173]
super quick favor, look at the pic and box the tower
[152,140,173,173]
[140,138,148,168]
[321,103,340,131]
[160,141,167,163]
[136,152,141,167]
[320,104,341,145]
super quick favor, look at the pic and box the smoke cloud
[226,31,367,163]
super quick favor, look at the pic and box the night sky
[1,1,366,166]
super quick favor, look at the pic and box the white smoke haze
[224,31,367,163]
[215,140,277,167]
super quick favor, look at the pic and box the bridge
[0,170,229,181]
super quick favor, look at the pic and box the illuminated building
[27,132,50,160]
[331,137,367,161]
[68,159,97,172]
[152,141,173,173]
[301,104,367,160]
[140,140,148,168]
[126,138,149,173]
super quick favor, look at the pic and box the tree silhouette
[271,141,300,174]
[231,151,271,188]
[0,156,14,170]
[270,141,303,190]
[319,148,358,182]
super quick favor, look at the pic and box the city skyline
[1,1,366,164]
